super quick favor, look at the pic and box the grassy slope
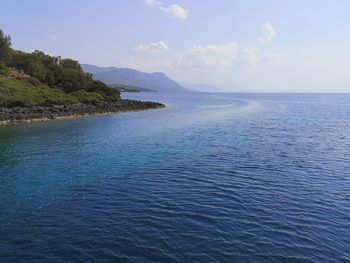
[0,77,105,107]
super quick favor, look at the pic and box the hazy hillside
[82,64,186,92]
[180,82,225,92]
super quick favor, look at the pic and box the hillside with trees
[0,29,120,107]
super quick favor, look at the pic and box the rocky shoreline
[0,99,165,124]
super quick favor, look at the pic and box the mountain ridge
[82,64,186,92]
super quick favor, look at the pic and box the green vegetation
[0,30,11,64]
[70,90,104,104]
[0,62,11,76]
[109,84,152,92]
[0,29,120,107]
[0,77,105,107]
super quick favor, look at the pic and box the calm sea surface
[0,93,349,262]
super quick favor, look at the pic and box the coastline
[0,99,165,125]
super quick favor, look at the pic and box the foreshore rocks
[0,99,165,124]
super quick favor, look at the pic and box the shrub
[0,62,11,76]
[26,77,42,86]
[0,77,78,107]
[70,90,104,104]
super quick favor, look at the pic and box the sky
[1,0,350,92]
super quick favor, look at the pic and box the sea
[0,92,349,262]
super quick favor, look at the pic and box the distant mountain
[180,82,223,92]
[180,82,243,93]
[109,84,152,93]
[82,64,186,92]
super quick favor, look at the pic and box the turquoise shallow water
[0,93,350,262]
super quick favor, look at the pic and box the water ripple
[0,93,350,262]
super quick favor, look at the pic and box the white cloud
[160,4,189,19]
[239,49,281,66]
[189,42,240,56]
[144,0,189,19]
[120,57,173,72]
[144,0,161,7]
[239,48,259,66]
[134,41,169,52]
[124,41,281,73]
[258,53,282,65]
[180,42,240,68]
[49,34,57,41]
[124,23,281,77]
[258,22,276,44]
[174,42,281,69]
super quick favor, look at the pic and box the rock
[0,100,165,123]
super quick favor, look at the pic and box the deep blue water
[0,93,350,262]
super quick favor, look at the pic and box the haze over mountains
[180,83,225,93]
[82,64,186,92]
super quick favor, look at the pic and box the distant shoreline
[0,99,165,125]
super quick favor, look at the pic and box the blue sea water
[0,92,349,262]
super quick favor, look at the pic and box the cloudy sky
[2,0,350,92]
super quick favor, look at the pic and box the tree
[89,80,120,102]
[60,68,90,92]
[11,51,47,80]
[0,28,120,102]
[32,50,61,86]
[60,59,81,70]
[0,30,12,63]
